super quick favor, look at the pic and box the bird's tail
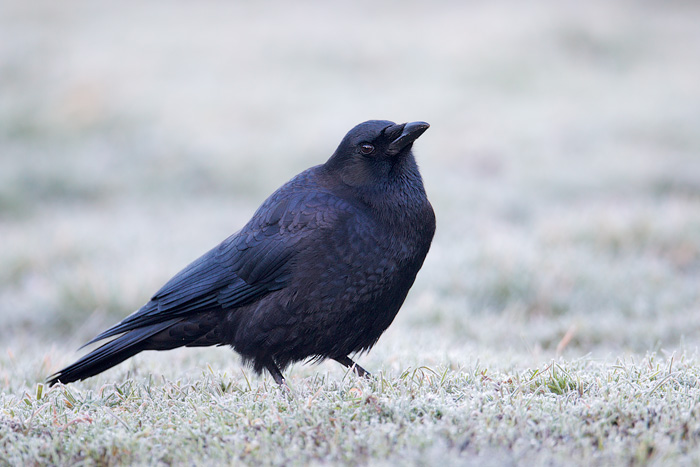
[47,319,184,386]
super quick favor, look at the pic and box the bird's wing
[84,189,347,346]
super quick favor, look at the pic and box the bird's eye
[360,143,375,155]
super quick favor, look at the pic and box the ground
[1,0,700,465]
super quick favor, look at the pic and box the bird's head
[325,120,430,189]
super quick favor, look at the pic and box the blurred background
[2,0,699,384]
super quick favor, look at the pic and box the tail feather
[47,319,181,386]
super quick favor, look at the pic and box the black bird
[48,120,435,386]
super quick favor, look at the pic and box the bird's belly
[231,225,429,364]
[279,247,421,357]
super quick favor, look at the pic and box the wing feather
[83,183,352,347]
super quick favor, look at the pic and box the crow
[48,120,435,386]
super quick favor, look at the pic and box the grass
[3,354,700,465]
[2,0,700,465]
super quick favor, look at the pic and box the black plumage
[48,120,435,386]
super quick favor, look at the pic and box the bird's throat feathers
[351,158,431,227]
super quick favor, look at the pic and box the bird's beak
[387,121,430,155]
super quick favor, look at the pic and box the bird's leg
[264,359,286,386]
[334,356,371,378]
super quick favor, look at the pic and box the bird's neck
[361,167,431,229]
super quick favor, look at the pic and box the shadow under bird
[48,120,435,386]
